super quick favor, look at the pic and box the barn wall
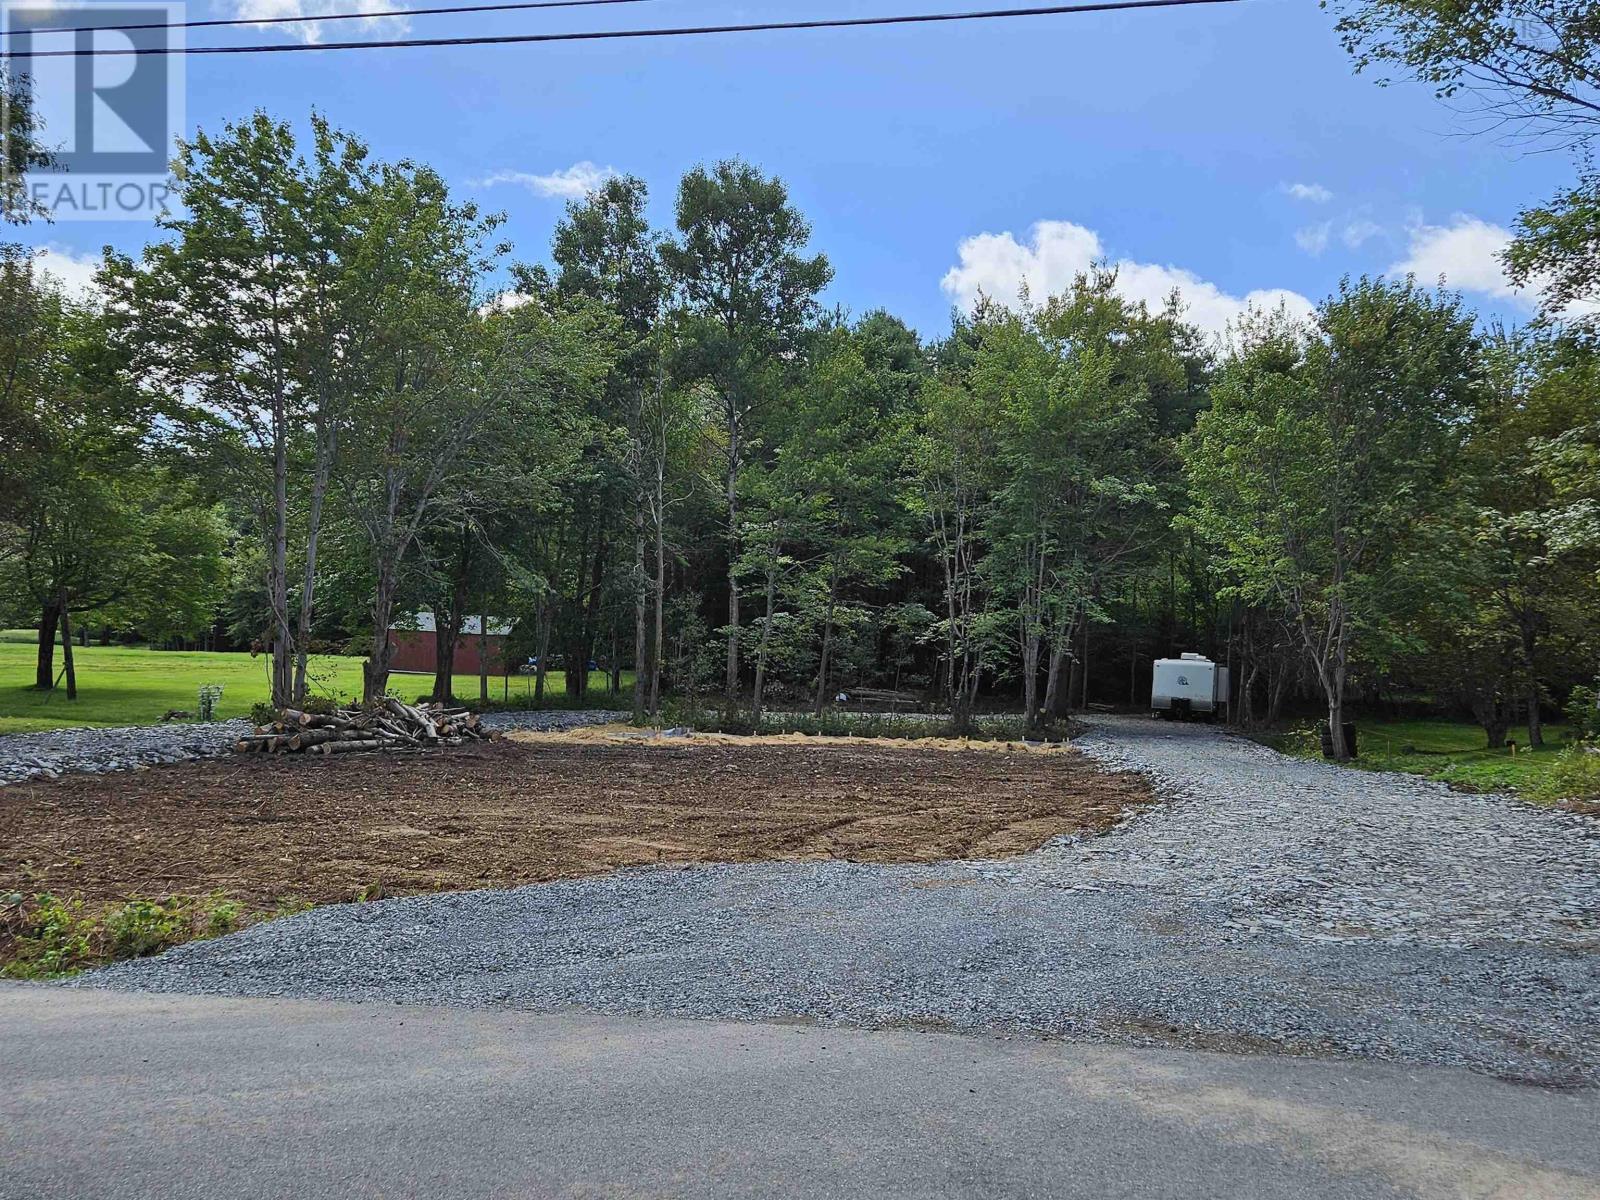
[388,631,510,677]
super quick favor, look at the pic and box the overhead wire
[0,0,660,39]
[5,0,1247,57]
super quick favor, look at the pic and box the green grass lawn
[1267,715,1579,798]
[0,635,626,734]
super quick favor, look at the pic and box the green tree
[775,328,911,714]
[912,358,1006,731]
[1185,281,1481,758]
[105,112,372,706]
[1,65,57,225]
[1329,1,1600,323]
[660,159,832,699]
[1327,0,1600,147]
[0,276,225,696]
[546,175,668,715]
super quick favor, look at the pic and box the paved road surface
[3,984,1596,1200]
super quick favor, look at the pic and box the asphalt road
[3,984,1595,1200]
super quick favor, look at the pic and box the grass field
[1267,716,1579,798]
[0,635,624,734]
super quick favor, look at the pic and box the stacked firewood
[234,699,495,755]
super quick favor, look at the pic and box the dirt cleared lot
[1,737,1150,927]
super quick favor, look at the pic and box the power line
[0,0,657,39]
[8,0,1247,57]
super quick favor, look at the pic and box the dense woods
[3,4,1599,758]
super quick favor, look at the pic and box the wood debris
[234,699,495,756]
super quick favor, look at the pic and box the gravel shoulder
[72,716,1600,1085]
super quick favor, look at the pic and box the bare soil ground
[1,738,1151,926]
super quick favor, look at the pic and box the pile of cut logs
[234,699,494,756]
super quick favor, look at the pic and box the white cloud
[1387,214,1600,321]
[478,290,535,315]
[1295,221,1332,256]
[1389,215,1522,302]
[226,0,409,46]
[1341,219,1383,250]
[28,244,100,298]
[940,220,1314,339]
[472,161,618,200]
[1282,182,1333,204]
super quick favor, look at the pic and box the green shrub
[106,898,188,959]
[2,893,98,978]
[655,704,1071,743]
[249,701,276,726]
[1529,743,1600,805]
[1564,686,1600,740]
[3,890,259,978]
[202,896,241,937]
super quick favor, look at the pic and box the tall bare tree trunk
[432,576,469,704]
[650,497,665,718]
[751,568,777,723]
[812,564,839,716]
[363,554,399,703]
[479,619,489,704]
[293,425,337,705]
[725,419,741,701]
[269,409,295,709]
[57,589,76,700]
[633,503,647,723]
[1322,648,1351,760]
[1042,641,1064,721]
[1021,624,1041,727]
[534,596,552,703]
[34,601,59,690]
[1080,614,1090,710]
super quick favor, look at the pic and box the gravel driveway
[77,716,1600,1084]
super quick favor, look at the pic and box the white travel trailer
[1151,652,1229,720]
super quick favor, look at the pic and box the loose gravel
[77,716,1600,1085]
[0,709,625,786]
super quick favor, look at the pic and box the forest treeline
[4,0,1600,760]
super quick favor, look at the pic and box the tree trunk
[1476,699,1510,749]
[646,502,665,720]
[534,598,552,703]
[1325,655,1350,760]
[812,564,839,716]
[1266,657,1291,726]
[479,620,490,705]
[34,602,59,690]
[269,412,294,709]
[58,591,76,701]
[1021,622,1041,728]
[1042,641,1064,722]
[633,503,648,724]
[1080,614,1090,710]
[292,426,336,705]
[1240,662,1261,729]
[432,566,470,704]
[751,569,777,723]
[573,537,607,701]
[432,612,456,704]
[724,418,741,700]
[363,560,399,704]
[1526,681,1544,748]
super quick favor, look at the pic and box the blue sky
[15,0,1581,336]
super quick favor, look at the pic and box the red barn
[387,613,514,677]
